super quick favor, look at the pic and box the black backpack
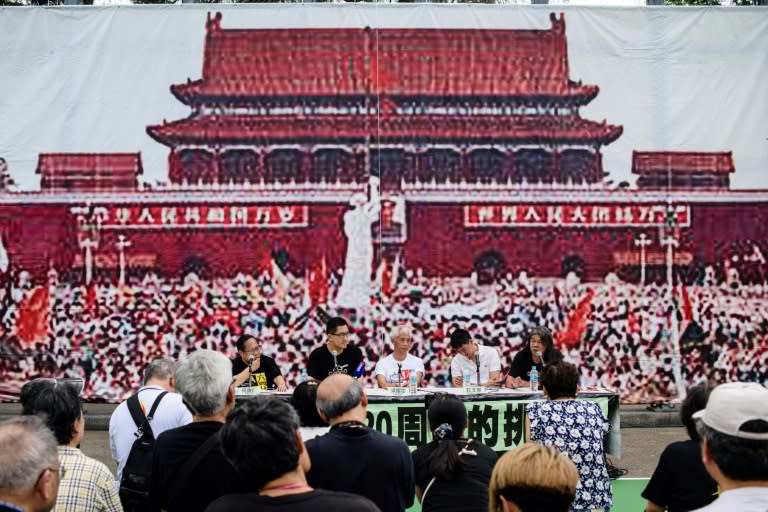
[119,391,168,512]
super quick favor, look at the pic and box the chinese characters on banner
[69,204,309,229]
[365,396,612,452]
[464,204,691,228]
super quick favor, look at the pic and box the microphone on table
[475,351,481,386]
[536,351,546,367]
[331,350,338,374]
[397,362,403,386]
[247,354,255,387]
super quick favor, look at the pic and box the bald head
[316,374,365,421]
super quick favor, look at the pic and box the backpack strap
[126,391,168,438]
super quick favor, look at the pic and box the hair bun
[433,422,455,441]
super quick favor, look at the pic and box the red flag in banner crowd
[557,288,595,347]
[15,286,50,347]
[379,257,393,300]
[86,284,98,315]
[308,257,328,307]
[680,284,693,324]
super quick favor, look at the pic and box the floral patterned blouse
[526,400,613,511]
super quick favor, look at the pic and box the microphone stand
[331,350,338,375]
[397,363,402,386]
[475,352,481,386]
[248,355,254,388]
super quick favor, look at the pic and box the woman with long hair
[506,326,564,389]
[411,394,497,512]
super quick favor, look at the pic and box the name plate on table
[235,386,262,397]
[463,386,485,395]
[387,387,412,396]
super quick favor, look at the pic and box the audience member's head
[143,358,176,389]
[290,381,327,428]
[175,350,234,417]
[540,361,579,400]
[694,382,768,486]
[489,443,578,512]
[20,379,83,446]
[680,382,711,441]
[220,396,308,491]
[425,394,469,480]
[316,374,366,423]
[0,416,61,512]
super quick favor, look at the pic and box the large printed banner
[365,395,614,453]
[0,6,767,403]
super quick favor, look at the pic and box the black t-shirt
[306,425,415,512]
[307,344,364,380]
[205,488,381,512]
[641,439,718,512]
[231,355,281,389]
[150,421,249,512]
[509,349,563,379]
[411,440,498,512]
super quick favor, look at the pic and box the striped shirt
[55,446,122,512]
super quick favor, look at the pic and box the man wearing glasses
[231,331,288,391]
[307,317,364,381]
[0,416,62,512]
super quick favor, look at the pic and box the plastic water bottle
[299,368,308,383]
[409,373,418,393]
[463,365,472,388]
[530,366,539,392]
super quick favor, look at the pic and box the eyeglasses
[241,346,262,353]
[331,332,351,338]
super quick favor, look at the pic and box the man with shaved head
[305,374,414,512]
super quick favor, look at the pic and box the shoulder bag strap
[167,430,220,499]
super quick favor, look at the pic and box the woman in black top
[642,383,718,512]
[506,325,563,388]
[411,394,497,512]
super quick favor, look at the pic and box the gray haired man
[109,358,192,483]
[693,382,768,511]
[149,350,247,512]
[0,416,61,512]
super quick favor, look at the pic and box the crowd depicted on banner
[0,260,766,403]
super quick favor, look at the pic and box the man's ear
[226,385,235,407]
[701,436,712,465]
[317,408,329,424]
[499,495,521,512]
[361,390,368,407]
[36,468,57,502]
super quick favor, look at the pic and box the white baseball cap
[692,382,768,440]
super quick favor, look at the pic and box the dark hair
[426,394,468,480]
[290,381,327,428]
[220,396,301,490]
[236,334,257,352]
[449,328,472,350]
[540,361,579,400]
[698,422,768,481]
[681,383,711,441]
[526,326,564,363]
[326,316,350,335]
[20,379,82,445]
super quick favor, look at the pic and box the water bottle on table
[463,365,472,389]
[529,366,539,392]
[409,373,418,393]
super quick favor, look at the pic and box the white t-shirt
[693,487,768,512]
[374,353,426,385]
[450,345,501,385]
[109,385,192,482]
